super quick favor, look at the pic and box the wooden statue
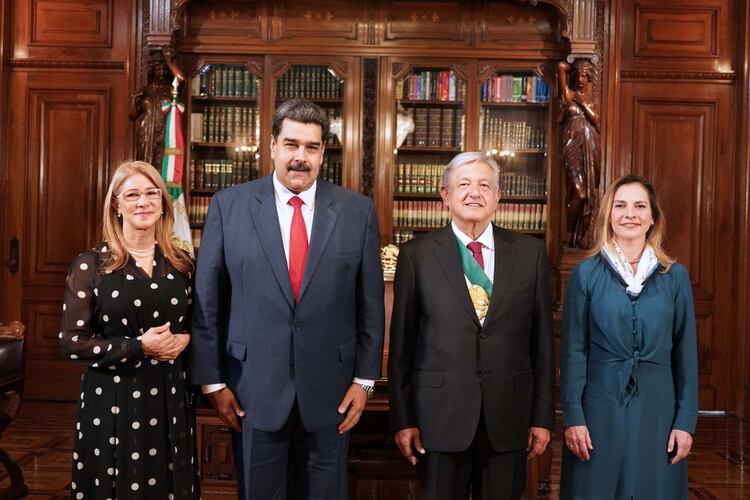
[129,47,185,169]
[558,59,601,248]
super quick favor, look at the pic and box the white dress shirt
[202,172,373,394]
[451,221,495,325]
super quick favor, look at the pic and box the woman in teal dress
[560,174,698,499]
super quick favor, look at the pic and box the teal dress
[560,255,698,500]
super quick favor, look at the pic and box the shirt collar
[272,170,317,208]
[451,221,495,251]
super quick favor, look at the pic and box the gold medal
[468,285,490,321]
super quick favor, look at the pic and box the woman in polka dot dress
[60,161,200,499]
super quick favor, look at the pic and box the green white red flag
[161,93,193,256]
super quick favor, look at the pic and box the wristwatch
[356,383,375,399]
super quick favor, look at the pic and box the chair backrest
[0,321,25,392]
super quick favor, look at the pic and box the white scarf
[601,240,659,295]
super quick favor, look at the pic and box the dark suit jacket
[388,224,554,453]
[190,176,384,433]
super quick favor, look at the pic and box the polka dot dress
[60,243,200,499]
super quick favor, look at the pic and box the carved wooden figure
[558,59,601,248]
[129,48,184,169]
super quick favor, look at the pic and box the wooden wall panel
[11,0,129,62]
[24,90,108,286]
[2,0,135,401]
[275,1,359,41]
[634,7,718,58]
[184,1,261,41]
[614,80,735,410]
[620,0,733,73]
[632,100,714,298]
[383,1,468,43]
[31,0,112,47]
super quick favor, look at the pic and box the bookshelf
[379,61,553,245]
[274,63,346,186]
[187,61,263,251]
[184,57,361,252]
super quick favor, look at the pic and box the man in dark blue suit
[191,99,385,499]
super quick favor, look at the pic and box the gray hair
[272,99,330,143]
[441,152,501,190]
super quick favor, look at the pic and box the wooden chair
[0,321,28,500]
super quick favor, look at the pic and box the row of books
[391,229,417,245]
[191,64,260,98]
[318,157,343,185]
[402,71,467,102]
[480,75,549,103]
[501,173,547,197]
[190,106,260,145]
[188,196,212,225]
[393,200,547,231]
[277,66,342,99]
[395,164,546,197]
[479,112,547,150]
[402,107,465,149]
[395,162,444,194]
[191,229,202,251]
[188,154,259,190]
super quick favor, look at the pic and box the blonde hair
[102,161,193,275]
[587,174,674,272]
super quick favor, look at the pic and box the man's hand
[206,387,245,432]
[395,427,425,465]
[337,383,368,433]
[564,425,593,461]
[527,426,551,458]
[667,429,693,464]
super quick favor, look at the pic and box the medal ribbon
[454,235,493,298]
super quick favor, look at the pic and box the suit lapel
[433,226,481,327]
[483,226,515,327]
[298,181,338,302]
[248,177,295,309]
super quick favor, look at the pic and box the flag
[161,91,194,257]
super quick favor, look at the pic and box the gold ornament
[468,285,490,321]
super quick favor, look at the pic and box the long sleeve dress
[60,243,200,499]
[560,255,698,500]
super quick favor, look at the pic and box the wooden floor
[1,402,748,499]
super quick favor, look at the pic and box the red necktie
[288,196,308,302]
[467,241,484,270]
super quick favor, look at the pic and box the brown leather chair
[0,321,28,500]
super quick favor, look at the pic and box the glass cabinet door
[391,65,467,244]
[479,70,550,236]
[274,64,345,186]
[186,62,262,251]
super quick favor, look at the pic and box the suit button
[295,322,301,330]
[479,333,487,339]
[475,370,483,377]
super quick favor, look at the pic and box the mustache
[287,162,311,172]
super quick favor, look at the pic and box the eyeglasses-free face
[117,187,162,203]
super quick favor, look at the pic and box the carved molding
[452,63,470,81]
[521,0,574,40]
[247,60,264,78]
[329,61,349,80]
[271,60,290,79]
[620,71,737,81]
[9,59,125,70]
[391,62,411,81]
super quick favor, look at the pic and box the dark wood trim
[732,0,750,418]
[0,0,8,318]
[9,60,126,70]
[620,71,737,81]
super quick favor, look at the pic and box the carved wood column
[568,0,598,62]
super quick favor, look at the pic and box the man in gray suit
[191,99,385,499]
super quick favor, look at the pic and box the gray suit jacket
[191,176,384,433]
